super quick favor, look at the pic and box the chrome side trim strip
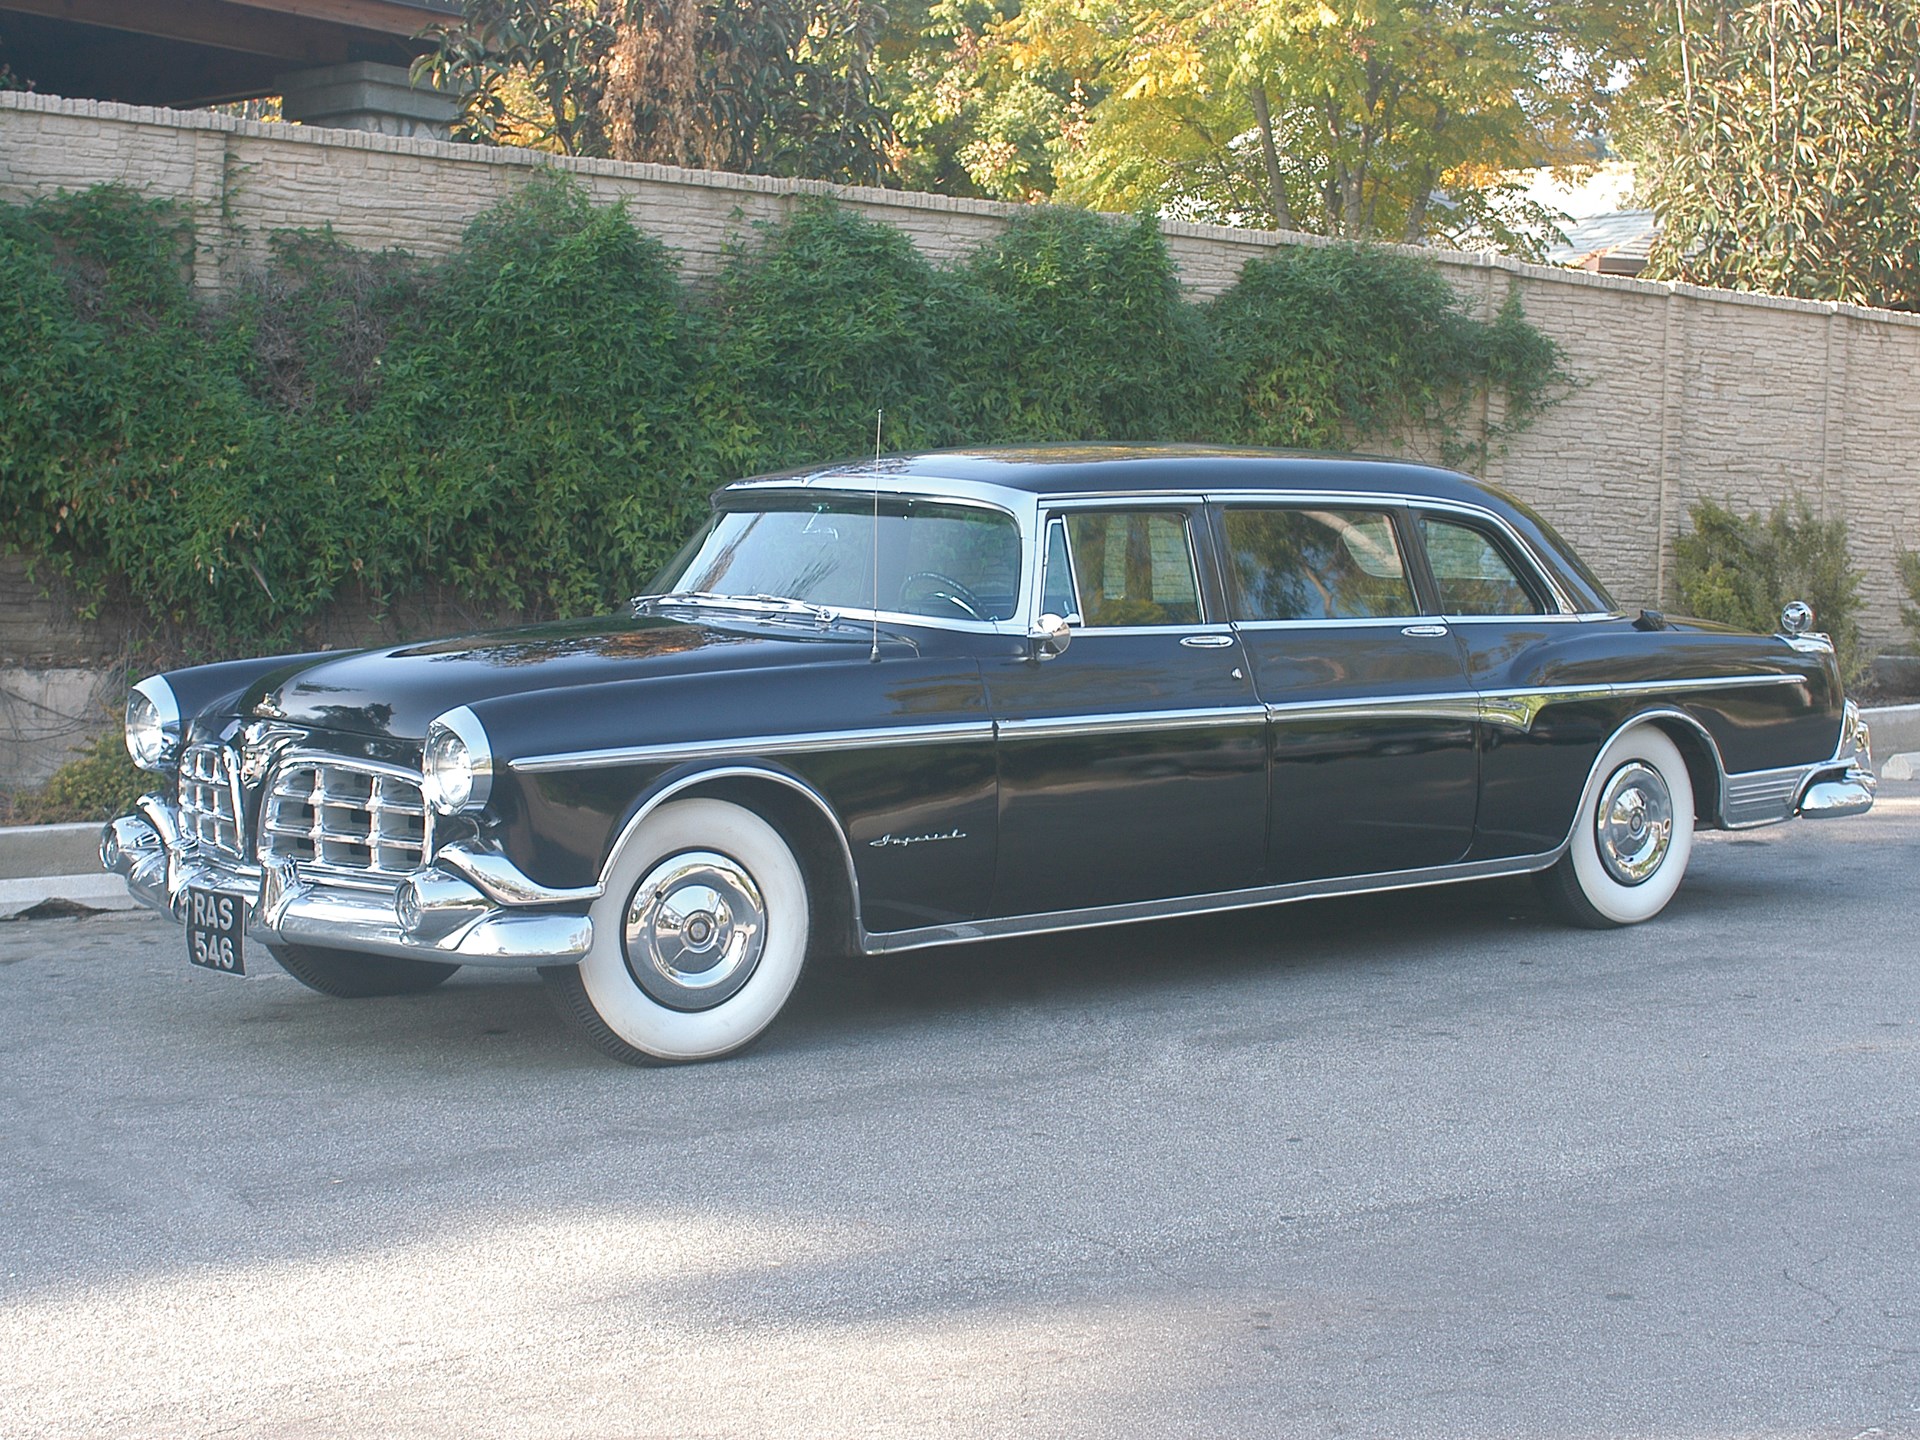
[512,720,995,775]
[1268,695,1483,726]
[1474,673,1804,732]
[1260,674,1804,734]
[1235,616,1423,630]
[860,847,1565,954]
[998,706,1267,741]
[513,674,1807,773]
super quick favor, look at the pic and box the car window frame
[1034,498,1224,634]
[1409,506,1561,621]
[1208,500,1429,627]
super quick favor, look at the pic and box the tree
[989,0,1630,254]
[1630,0,1920,311]
[878,0,1076,200]
[418,0,893,182]
[418,0,618,155]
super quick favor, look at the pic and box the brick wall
[4,88,1918,781]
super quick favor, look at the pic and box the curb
[1863,704,1920,770]
[0,820,105,878]
[0,820,136,919]
[0,873,139,919]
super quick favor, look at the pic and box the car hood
[246,614,880,741]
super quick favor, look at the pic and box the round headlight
[423,727,472,812]
[422,706,492,816]
[125,676,181,771]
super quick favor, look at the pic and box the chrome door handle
[1179,634,1235,648]
[1401,624,1450,637]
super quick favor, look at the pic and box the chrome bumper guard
[1794,703,1875,820]
[101,796,592,968]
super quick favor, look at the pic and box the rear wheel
[542,798,810,1065]
[267,942,460,998]
[1538,724,1695,928]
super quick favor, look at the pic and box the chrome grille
[260,760,429,879]
[178,744,242,858]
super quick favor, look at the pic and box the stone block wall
[4,88,1918,782]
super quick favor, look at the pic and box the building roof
[0,0,461,108]
[1547,210,1660,277]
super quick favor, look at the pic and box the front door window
[1059,511,1203,627]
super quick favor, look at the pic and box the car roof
[743,444,1489,503]
[724,444,1617,614]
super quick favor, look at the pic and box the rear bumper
[1794,701,1875,820]
[101,796,592,968]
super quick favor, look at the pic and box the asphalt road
[3,791,1917,1439]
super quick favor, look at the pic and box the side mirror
[1028,612,1072,661]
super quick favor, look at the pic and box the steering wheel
[899,571,984,619]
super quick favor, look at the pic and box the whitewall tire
[1540,724,1695,929]
[544,798,810,1064]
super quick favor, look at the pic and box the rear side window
[1418,515,1549,616]
[1221,508,1417,621]
[1060,511,1202,627]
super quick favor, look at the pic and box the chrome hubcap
[1595,762,1674,886]
[622,850,765,1011]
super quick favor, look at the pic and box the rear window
[1221,507,1418,621]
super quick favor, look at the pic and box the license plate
[185,887,247,975]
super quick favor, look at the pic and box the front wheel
[543,798,811,1065]
[266,942,460,997]
[1538,724,1695,929]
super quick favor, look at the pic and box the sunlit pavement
[3,788,1918,1437]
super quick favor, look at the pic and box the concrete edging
[0,821,106,879]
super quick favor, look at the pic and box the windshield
[651,495,1024,624]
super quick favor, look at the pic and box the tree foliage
[979,0,1630,254]
[419,0,893,181]
[879,0,1077,199]
[0,181,1563,656]
[1631,0,1920,310]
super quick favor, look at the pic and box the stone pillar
[276,62,460,141]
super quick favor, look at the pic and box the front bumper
[101,796,593,968]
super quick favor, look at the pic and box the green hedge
[0,177,1564,656]
[1674,498,1865,681]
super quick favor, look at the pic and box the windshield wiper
[631,591,840,626]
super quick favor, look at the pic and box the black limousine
[105,447,1875,1063]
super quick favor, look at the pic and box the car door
[1212,500,1479,882]
[1410,506,1599,859]
[985,502,1268,917]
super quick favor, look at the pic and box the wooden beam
[0,0,350,59]
[202,0,460,40]
[0,0,450,55]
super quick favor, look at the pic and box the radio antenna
[869,408,883,663]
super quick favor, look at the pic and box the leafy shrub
[0,179,1563,659]
[704,200,984,463]
[1209,242,1563,464]
[3,733,148,825]
[960,207,1223,441]
[1897,550,1920,651]
[1674,498,1865,678]
[366,176,702,617]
